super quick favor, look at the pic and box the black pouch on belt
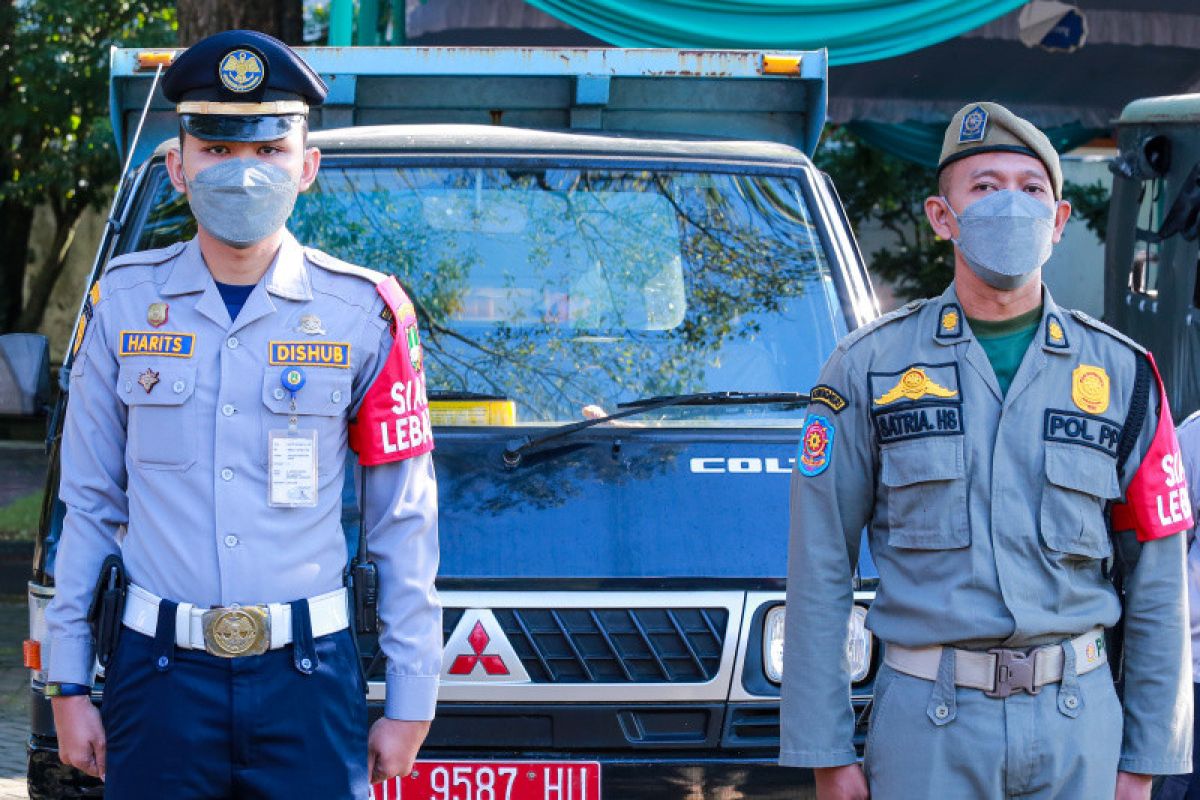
[87,554,128,668]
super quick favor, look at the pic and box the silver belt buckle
[201,605,270,658]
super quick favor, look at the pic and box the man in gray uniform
[781,102,1194,800]
[44,30,440,798]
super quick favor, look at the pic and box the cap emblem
[959,105,988,144]
[218,49,264,94]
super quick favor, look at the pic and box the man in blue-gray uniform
[781,102,1193,800]
[44,30,440,798]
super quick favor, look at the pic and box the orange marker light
[762,55,802,75]
[23,639,41,671]
[137,51,176,71]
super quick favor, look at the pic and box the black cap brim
[180,113,304,142]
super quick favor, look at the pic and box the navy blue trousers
[100,625,368,799]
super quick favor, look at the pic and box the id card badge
[268,429,318,507]
[268,367,319,508]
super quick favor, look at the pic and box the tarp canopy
[520,0,1027,65]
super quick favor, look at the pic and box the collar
[158,231,312,302]
[929,282,1075,354]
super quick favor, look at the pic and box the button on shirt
[46,232,442,720]
[780,283,1191,775]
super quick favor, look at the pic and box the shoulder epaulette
[104,242,186,272]
[837,298,928,354]
[1068,309,1148,356]
[304,248,386,285]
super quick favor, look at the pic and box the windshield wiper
[502,390,810,467]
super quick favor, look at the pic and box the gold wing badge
[874,367,958,406]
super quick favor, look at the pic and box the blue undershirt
[214,281,256,322]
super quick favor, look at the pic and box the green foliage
[814,126,952,302]
[1063,178,1110,243]
[0,492,42,541]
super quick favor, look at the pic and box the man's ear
[298,146,321,192]
[165,146,187,194]
[1051,199,1073,244]
[925,195,958,242]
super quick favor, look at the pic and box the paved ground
[0,598,30,799]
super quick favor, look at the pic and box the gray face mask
[184,158,299,249]
[943,189,1057,291]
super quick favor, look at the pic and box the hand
[368,717,431,784]
[51,695,105,779]
[814,763,869,800]
[1114,771,1151,800]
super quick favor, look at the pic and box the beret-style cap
[938,102,1063,200]
[162,29,328,142]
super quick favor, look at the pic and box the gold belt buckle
[201,605,270,658]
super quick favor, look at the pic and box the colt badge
[296,314,326,335]
[874,367,958,406]
[1072,364,1110,414]
[202,606,270,658]
[147,302,169,328]
[137,368,160,393]
[405,322,423,373]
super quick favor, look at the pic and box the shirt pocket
[880,437,969,550]
[1040,443,1119,560]
[260,368,353,477]
[116,363,198,471]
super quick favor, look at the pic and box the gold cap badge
[875,367,958,406]
[1072,364,1110,414]
[147,302,169,328]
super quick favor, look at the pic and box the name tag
[268,341,350,368]
[1043,409,1122,457]
[119,331,195,358]
[874,402,963,445]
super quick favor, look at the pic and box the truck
[9,46,881,799]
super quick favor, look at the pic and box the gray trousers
[864,649,1123,799]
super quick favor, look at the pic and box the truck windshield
[133,161,846,426]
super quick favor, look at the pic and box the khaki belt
[122,583,349,658]
[884,628,1108,698]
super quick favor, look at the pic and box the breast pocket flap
[261,369,352,417]
[117,364,196,407]
[1044,444,1120,500]
[881,439,964,488]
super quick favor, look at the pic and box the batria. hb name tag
[119,331,195,358]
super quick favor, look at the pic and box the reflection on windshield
[134,163,845,425]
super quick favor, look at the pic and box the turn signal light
[23,639,41,671]
[762,55,802,75]
[137,51,176,71]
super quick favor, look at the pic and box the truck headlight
[763,604,873,685]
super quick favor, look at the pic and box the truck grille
[472,607,729,684]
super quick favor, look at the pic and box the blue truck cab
[25,47,881,799]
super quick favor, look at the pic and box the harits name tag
[119,331,195,357]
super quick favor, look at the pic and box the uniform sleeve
[779,350,875,768]
[355,320,442,721]
[45,299,128,685]
[1112,373,1193,775]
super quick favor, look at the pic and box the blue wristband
[45,682,91,698]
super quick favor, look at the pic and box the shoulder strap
[1116,354,1152,476]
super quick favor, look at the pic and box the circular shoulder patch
[218,49,265,94]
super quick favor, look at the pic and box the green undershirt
[966,305,1043,396]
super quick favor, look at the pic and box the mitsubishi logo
[449,621,508,675]
[441,609,531,684]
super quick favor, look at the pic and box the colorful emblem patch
[405,323,423,373]
[218,49,265,94]
[1072,364,1110,414]
[268,341,351,369]
[147,302,168,328]
[874,367,958,406]
[959,105,988,143]
[810,384,847,414]
[798,415,834,477]
[119,331,195,358]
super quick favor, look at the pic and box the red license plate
[373,760,601,800]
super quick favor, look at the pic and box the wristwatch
[44,683,91,698]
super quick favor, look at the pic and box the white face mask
[183,157,300,248]
[942,190,1057,291]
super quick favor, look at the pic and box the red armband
[348,277,434,466]
[1110,352,1193,541]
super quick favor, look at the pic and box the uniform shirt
[45,232,442,720]
[781,283,1192,775]
[1177,411,1200,682]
